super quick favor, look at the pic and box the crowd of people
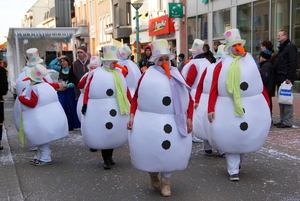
[0,28,298,197]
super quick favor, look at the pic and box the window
[90,0,94,25]
[292,0,300,79]
[126,2,131,26]
[197,14,208,42]
[114,3,119,27]
[187,17,196,52]
[237,3,251,53]
[213,8,230,39]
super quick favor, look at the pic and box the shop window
[292,0,300,80]
[187,17,197,52]
[213,8,230,39]
[237,3,251,53]
[197,14,208,42]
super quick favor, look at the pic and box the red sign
[148,15,175,36]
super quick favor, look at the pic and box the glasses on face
[232,43,242,47]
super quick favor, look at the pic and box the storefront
[186,0,300,90]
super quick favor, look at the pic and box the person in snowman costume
[207,28,271,181]
[117,45,141,97]
[14,48,53,151]
[81,45,131,170]
[194,44,227,157]
[181,39,211,143]
[18,64,68,166]
[127,39,194,197]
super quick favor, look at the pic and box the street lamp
[131,1,143,63]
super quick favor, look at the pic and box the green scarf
[103,67,130,114]
[19,111,25,145]
[226,54,244,116]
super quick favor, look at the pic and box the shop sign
[148,15,175,36]
[168,3,183,18]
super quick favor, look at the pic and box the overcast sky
[0,0,37,44]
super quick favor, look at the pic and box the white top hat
[102,45,120,61]
[118,46,132,59]
[26,64,48,82]
[26,48,44,66]
[149,39,175,62]
[214,44,227,58]
[224,28,246,52]
[87,56,102,69]
[189,39,205,53]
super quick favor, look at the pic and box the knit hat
[102,45,120,61]
[77,45,87,53]
[26,48,44,66]
[189,39,205,53]
[26,64,48,82]
[149,39,175,62]
[214,44,227,58]
[259,49,272,60]
[87,56,102,69]
[224,28,246,52]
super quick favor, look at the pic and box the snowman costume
[81,64,129,150]
[128,40,193,174]
[207,29,271,179]
[18,64,68,164]
[117,46,141,96]
[14,48,52,132]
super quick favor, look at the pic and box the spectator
[0,63,8,150]
[203,44,216,63]
[213,40,221,53]
[138,45,154,73]
[273,30,298,128]
[177,53,185,72]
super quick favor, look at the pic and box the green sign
[168,3,183,18]
[202,0,208,2]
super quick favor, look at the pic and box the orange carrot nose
[235,46,246,56]
[114,63,128,72]
[161,62,171,79]
[22,77,30,81]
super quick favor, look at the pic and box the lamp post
[131,1,143,63]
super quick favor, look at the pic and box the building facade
[186,0,300,89]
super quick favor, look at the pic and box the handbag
[277,81,293,105]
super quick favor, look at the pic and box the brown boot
[161,177,171,197]
[148,172,160,189]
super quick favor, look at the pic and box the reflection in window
[237,3,251,53]
[198,14,208,41]
[187,17,197,53]
[292,0,300,79]
[213,8,230,39]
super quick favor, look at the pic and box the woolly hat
[189,39,205,53]
[77,45,87,53]
[149,39,175,62]
[224,28,246,52]
[214,44,227,58]
[26,64,48,82]
[102,45,120,61]
[87,56,102,69]
[26,48,44,66]
[259,49,272,60]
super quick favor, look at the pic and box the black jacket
[273,39,298,84]
[259,60,273,96]
[0,67,8,97]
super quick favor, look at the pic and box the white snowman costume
[81,66,129,150]
[14,66,52,131]
[117,46,141,96]
[18,64,68,163]
[207,29,271,178]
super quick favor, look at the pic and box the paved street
[1,92,300,201]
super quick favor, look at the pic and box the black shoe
[90,148,97,152]
[273,122,282,126]
[68,127,74,131]
[109,158,115,165]
[0,141,3,150]
[277,124,292,128]
[103,161,111,170]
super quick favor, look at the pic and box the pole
[135,8,140,62]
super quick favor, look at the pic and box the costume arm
[262,86,270,107]
[185,64,197,87]
[83,75,93,105]
[187,94,194,119]
[18,90,38,108]
[122,65,129,77]
[48,58,61,72]
[48,83,61,89]
[130,72,146,114]
[77,75,88,89]
[195,68,207,103]
[208,62,222,113]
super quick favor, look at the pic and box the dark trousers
[0,101,4,141]
[101,149,114,161]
